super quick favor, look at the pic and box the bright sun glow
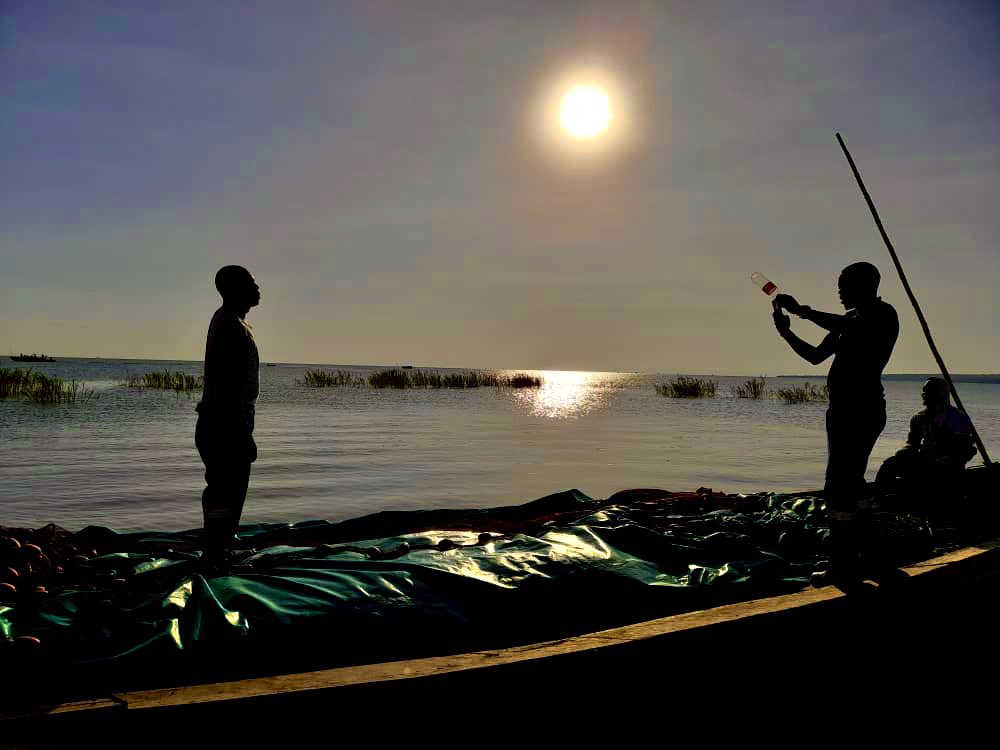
[559,86,611,140]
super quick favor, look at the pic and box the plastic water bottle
[751,272,779,297]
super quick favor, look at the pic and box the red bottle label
[762,281,777,295]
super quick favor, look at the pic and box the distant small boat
[402,365,414,369]
[10,353,55,363]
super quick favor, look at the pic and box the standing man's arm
[773,305,838,365]
[774,294,847,333]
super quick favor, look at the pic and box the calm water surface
[1,358,997,531]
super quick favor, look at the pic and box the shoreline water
[1,356,997,532]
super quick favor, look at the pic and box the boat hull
[3,465,998,733]
[4,526,999,731]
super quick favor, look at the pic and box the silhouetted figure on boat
[772,262,899,587]
[195,265,261,570]
[875,377,975,516]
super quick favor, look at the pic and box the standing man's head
[921,377,950,411]
[837,262,881,310]
[215,266,261,314]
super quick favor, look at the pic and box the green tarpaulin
[0,488,934,702]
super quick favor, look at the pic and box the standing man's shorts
[824,401,887,515]
[195,408,256,552]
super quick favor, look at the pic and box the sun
[559,85,611,140]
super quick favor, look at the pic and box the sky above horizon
[3,1,998,374]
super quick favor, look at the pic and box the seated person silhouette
[875,377,976,514]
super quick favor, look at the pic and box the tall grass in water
[774,382,829,404]
[122,371,203,392]
[367,369,542,389]
[368,369,412,389]
[733,377,768,399]
[655,376,717,398]
[0,368,94,404]
[0,368,35,398]
[507,373,544,388]
[301,370,361,387]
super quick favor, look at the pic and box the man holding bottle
[771,262,899,587]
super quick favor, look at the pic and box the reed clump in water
[121,371,203,392]
[300,370,362,387]
[368,369,412,389]
[655,376,717,398]
[773,382,829,404]
[507,373,544,388]
[367,369,542,389]
[439,372,489,388]
[0,368,94,404]
[733,377,768,399]
[0,368,35,398]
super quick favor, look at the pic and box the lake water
[1,357,997,532]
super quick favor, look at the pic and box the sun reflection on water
[509,370,608,419]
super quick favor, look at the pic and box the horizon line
[4,355,999,379]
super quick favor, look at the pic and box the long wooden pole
[835,132,992,466]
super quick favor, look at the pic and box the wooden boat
[10,353,55,363]
[2,465,997,735]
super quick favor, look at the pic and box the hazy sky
[3,1,998,373]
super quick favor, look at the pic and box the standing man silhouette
[196,265,261,569]
[772,262,898,586]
